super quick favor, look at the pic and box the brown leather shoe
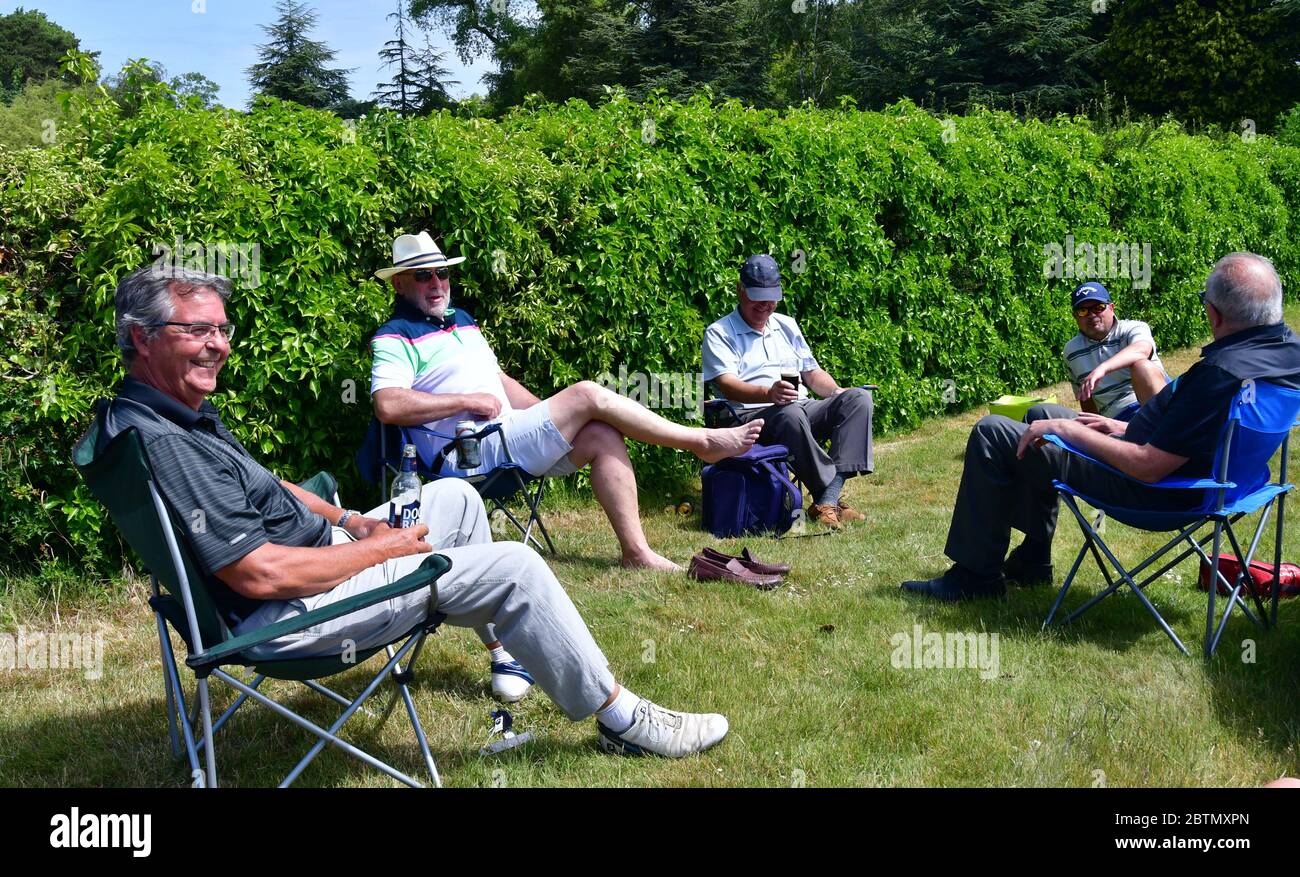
[808,503,843,530]
[837,502,865,523]
[688,554,783,589]
[700,547,790,576]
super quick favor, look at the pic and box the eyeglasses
[1073,302,1110,318]
[412,267,450,282]
[149,321,237,342]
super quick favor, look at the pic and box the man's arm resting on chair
[713,373,798,405]
[1015,417,1187,483]
[373,387,503,426]
[802,368,842,398]
[214,525,433,601]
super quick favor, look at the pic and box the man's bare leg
[547,381,762,462]
[1130,358,1169,404]
[568,421,679,571]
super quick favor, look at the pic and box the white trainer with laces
[597,699,729,758]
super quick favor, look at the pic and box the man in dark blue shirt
[904,252,1300,601]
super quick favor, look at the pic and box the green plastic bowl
[987,394,1059,421]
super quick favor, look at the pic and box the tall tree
[374,1,419,113]
[247,0,353,110]
[408,35,457,112]
[0,7,94,96]
[1103,0,1300,130]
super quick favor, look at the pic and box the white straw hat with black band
[374,231,466,280]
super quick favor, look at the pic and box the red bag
[1197,556,1300,598]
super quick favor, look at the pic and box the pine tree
[247,0,353,110]
[374,1,419,113]
[409,35,456,112]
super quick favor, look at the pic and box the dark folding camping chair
[1043,379,1300,657]
[358,418,556,555]
[75,409,453,788]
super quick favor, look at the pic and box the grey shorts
[442,400,578,478]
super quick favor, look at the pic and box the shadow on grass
[0,656,593,787]
[1203,601,1300,760]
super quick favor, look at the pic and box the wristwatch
[337,509,359,529]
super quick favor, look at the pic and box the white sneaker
[490,660,534,703]
[597,699,729,757]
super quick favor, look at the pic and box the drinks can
[455,420,481,469]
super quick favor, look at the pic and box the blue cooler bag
[701,444,802,538]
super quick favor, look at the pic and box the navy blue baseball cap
[1071,281,1111,308]
[740,254,783,301]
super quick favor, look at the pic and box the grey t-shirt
[1063,318,1168,418]
[97,378,330,623]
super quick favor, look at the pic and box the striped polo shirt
[370,298,512,454]
[1063,318,1168,419]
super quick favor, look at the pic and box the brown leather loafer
[700,547,790,576]
[688,554,782,589]
[808,503,843,529]
[837,502,865,523]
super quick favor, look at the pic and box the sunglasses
[149,321,237,342]
[412,267,450,282]
[1073,302,1110,317]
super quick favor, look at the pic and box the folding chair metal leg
[207,674,266,741]
[154,609,182,760]
[1051,494,1189,654]
[197,677,218,788]
[210,668,426,788]
[522,477,556,555]
[1273,492,1286,628]
[1044,537,1090,628]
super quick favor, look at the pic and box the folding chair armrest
[704,398,743,428]
[186,553,452,667]
[1042,435,1232,490]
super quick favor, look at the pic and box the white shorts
[441,400,578,478]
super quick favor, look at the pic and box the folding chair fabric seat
[1044,380,1300,656]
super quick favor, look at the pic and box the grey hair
[1204,252,1284,329]
[115,264,232,365]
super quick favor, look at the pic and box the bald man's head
[1204,252,1284,329]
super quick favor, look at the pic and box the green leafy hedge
[5,84,1300,574]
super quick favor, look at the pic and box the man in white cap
[367,232,762,591]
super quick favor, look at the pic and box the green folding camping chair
[73,408,453,788]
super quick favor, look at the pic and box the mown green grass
[2,317,1299,787]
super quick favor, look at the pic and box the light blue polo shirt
[702,308,819,408]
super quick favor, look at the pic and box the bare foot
[698,420,764,463]
[621,550,683,572]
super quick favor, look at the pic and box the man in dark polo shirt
[903,252,1300,600]
[91,264,732,759]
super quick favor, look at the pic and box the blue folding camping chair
[358,418,556,555]
[1043,379,1300,657]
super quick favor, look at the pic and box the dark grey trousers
[736,388,874,498]
[943,403,1198,579]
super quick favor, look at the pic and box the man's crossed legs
[901,404,1195,601]
[237,479,729,757]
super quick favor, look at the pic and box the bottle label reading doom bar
[389,501,421,528]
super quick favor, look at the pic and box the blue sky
[11,1,494,105]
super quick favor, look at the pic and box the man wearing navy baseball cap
[1062,281,1169,421]
[903,253,1300,601]
[702,254,875,529]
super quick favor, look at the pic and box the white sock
[596,686,641,733]
[489,645,513,665]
